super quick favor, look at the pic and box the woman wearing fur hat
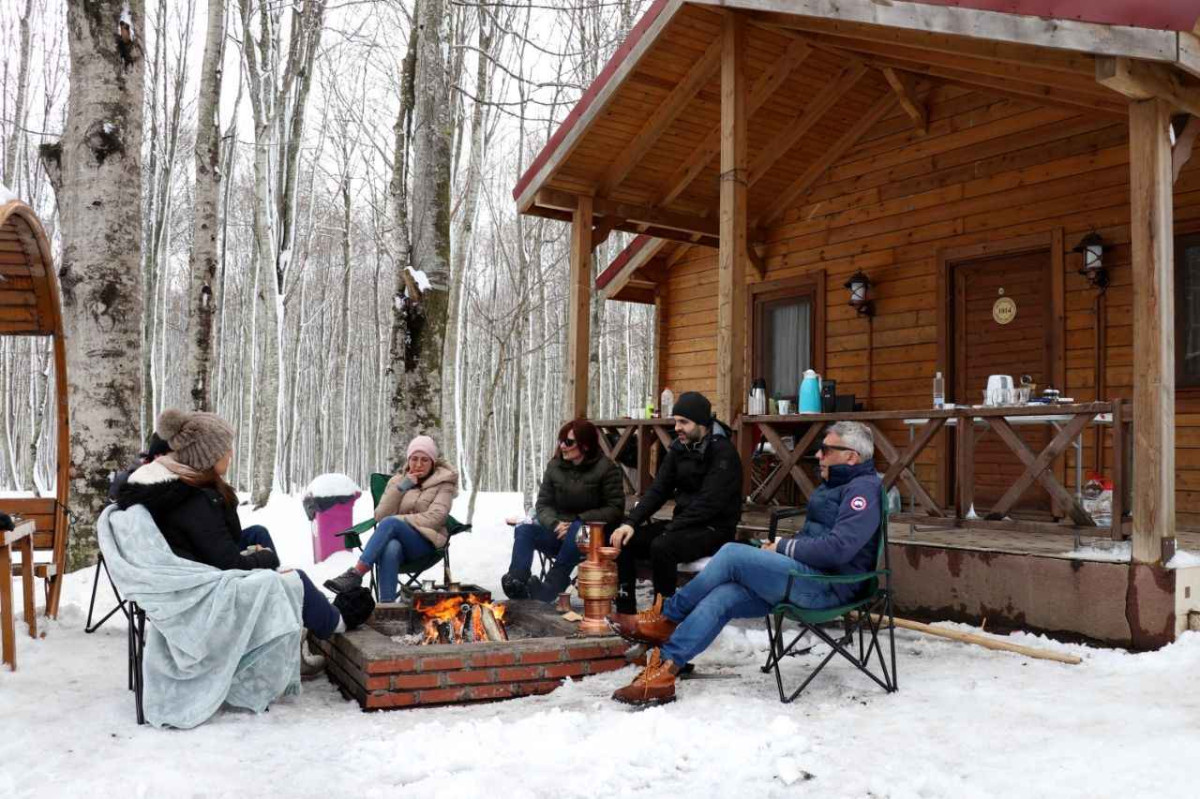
[118,408,374,638]
[324,435,459,601]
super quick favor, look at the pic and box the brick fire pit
[312,600,630,710]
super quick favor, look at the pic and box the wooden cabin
[0,200,70,617]
[513,0,1200,648]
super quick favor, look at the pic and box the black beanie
[672,391,712,426]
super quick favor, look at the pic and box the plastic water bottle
[660,387,674,418]
[933,371,945,409]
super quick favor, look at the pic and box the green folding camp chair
[760,485,897,703]
[334,472,472,598]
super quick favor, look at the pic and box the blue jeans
[508,520,585,599]
[240,525,276,551]
[359,517,435,602]
[295,570,340,639]
[660,543,842,666]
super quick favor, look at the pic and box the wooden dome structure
[0,199,69,617]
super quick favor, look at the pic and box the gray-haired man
[610,421,883,706]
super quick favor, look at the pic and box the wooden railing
[738,402,1132,540]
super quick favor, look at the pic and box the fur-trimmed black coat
[116,461,279,571]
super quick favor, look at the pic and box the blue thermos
[799,369,822,413]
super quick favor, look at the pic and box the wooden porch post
[1129,98,1175,564]
[565,196,593,420]
[717,12,748,423]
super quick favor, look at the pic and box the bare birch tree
[39,0,145,568]
[187,0,225,410]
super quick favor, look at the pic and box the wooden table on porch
[1,517,39,670]
[592,417,677,496]
[739,402,1131,540]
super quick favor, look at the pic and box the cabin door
[952,251,1054,513]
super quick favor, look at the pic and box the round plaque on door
[992,296,1017,325]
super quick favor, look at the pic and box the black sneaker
[333,587,375,631]
[324,567,364,595]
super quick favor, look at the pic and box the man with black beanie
[607,390,743,624]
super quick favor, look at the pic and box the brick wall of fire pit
[312,601,630,710]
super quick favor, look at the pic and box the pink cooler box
[311,495,360,563]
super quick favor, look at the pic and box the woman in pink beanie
[325,435,459,600]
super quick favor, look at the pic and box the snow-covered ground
[2,491,1199,798]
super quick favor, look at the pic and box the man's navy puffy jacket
[777,460,882,603]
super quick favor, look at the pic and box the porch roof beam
[757,93,897,228]
[1096,57,1200,118]
[534,189,720,239]
[598,34,724,198]
[689,0,1179,63]
[855,52,1127,117]
[654,37,813,208]
[747,62,870,186]
[746,11,1097,76]
[882,67,928,135]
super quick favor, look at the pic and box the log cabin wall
[658,85,1200,528]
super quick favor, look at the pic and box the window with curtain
[1178,234,1200,387]
[755,292,813,400]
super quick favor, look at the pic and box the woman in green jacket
[502,419,626,602]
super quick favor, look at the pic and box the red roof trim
[596,234,652,290]
[511,0,673,202]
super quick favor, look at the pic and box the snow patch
[0,182,18,205]
[1060,541,1131,562]
[118,2,136,41]
[1166,549,1200,569]
[304,473,361,499]
[406,266,432,292]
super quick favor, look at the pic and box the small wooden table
[1,517,38,670]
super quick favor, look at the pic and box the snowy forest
[0,0,659,564]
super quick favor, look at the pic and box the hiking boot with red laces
[607,594,676,644]
[611,648,678,706]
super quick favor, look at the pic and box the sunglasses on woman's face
[817,443,855,457]
[560,437,577,448]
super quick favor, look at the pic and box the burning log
[415,594,509,644]
[481,606,508,642]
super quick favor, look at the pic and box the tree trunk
[39,0,145,568]
[399,0,452,444]
[387,7,419,468]
[187,0,225,410]
[3,0,33,188]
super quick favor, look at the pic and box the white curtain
[767,299,811,399]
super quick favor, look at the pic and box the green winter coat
[534,452,626,532]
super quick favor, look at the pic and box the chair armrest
[787,568,889,585]
[768,506,804,543]
[334,518,377,550]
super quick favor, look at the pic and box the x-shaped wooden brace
[756,422,825,502]
[596,425,638,494]
[868,421,946,517]
[983,413,1095,525]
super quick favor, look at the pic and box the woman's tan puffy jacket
[373,464,459,548]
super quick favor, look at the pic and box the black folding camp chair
[760,486,897,703]
[334,472,472,598]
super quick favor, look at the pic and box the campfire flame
[416,594,508,645]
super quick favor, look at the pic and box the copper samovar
[575,521,618,635]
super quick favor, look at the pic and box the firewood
[470,605,485,641]
[481,606,508,641]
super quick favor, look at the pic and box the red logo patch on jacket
[849,495,868,512]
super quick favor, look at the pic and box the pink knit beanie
[406,435,438,462]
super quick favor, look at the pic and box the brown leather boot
[607,594,675,644]
[611,648,678,706]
